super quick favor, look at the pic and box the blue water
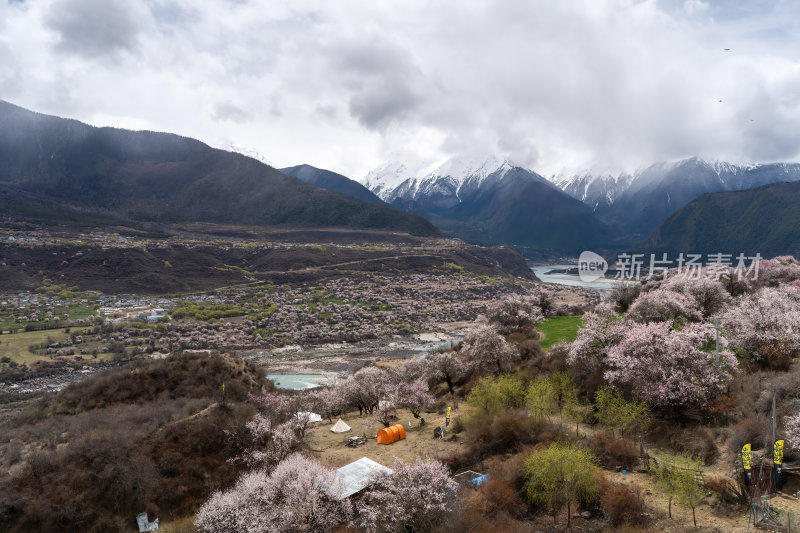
[416,337,462,354]
[267,374,331,390]
[530,264,619,290]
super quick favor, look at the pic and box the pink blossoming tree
[627,288,703,323]
[485,292,545,335]
[605,322,737,411]
[394,378,435,424]
[356,458,459,533]
[785,411,800,450]
[461,322,520,374]
[427,351,469,394]
[195,453,352,533]
[722,286,800,364]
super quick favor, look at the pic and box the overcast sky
[2,0,799,178]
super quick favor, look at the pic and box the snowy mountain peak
[361,160,435,195]
[362,155,517,200]
[430,155,512,182]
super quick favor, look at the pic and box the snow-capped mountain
[361,156,615,255]
[362,156,527,212]
[550,171,633,211]
[550,157,800,238]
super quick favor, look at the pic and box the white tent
[331,418,351,433]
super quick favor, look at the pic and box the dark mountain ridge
[364,160,618,255]
[635,180,800,258]
[280,164,384,205]
[555,158,800,239]
[0,101,439,236]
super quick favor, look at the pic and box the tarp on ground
[136,512,159,531]
[332,457,392,499]
[331,418,351,433]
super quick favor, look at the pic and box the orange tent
[377,423,406,445]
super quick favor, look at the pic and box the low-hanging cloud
[1,0,799,177]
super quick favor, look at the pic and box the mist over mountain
[362,157,616,255]
[636,181,800,258]
[552,157,800,238]
[0,101,439,236]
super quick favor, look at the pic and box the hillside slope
[0,101,439,236]
[280,164,384,205]
[635,181,800,257]
[553,158,800,239]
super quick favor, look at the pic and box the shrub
[586,434,640,470]
[466,374,526,416]
[465,412,550,461]
[705,475,745,506]
[681,427,719,466]
[728,416,768,456]
[601,481,646,526]
[522,443,601,527]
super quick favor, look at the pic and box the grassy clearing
[0,329,72,364]
[537,315,582,350]
[305,406,467,470]
[0,328,101,364]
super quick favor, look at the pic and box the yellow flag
[742,443,752,470]
[774,440,784,466]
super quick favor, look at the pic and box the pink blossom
[394,378,435,422]
[485,292,545,334]
[567,312,627,370]
[605,322,737,410]
[196,453,352,533]
[722,286,800,362]
[356,458,458,532]
[627,288,703,323]
[461,321,520,374]
[785,411,800,450]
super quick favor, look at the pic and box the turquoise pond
[267,374,331,390]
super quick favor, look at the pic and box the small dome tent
[376,423,406,445]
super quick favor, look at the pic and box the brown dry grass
[305,406,468,469]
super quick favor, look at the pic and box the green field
[0,328,104,364]
[537,316,582,350]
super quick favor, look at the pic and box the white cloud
[683,0,710,16]
[1,0,799,178]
